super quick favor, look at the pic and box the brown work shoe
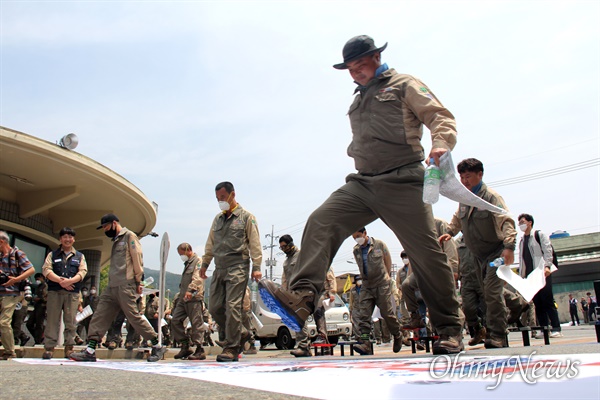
[484,335,508,349]
[64,345,75,358]
[187,346,206,361]
[468,326,487,346]
[258,278,314,332]
[290,346,312,357]
[174,343,193,359]
[107,341,117,350]
[1,352,16,360]
[432,334,464,355]
[353,341,373,356]
[42,348,54,359]
[216,347,239,362]
[243,344,258,355]
[402,312,425,329]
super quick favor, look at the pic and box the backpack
[534,230,558,268]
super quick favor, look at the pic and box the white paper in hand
[438,152,509,215]
[495,258,547,302]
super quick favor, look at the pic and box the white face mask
[355,280,362,286]
[180,254,189,262]
[354,237,366,246]
[36,280,42,285]
[218,201,230,211]
[402,258,410,265]
[519,224,528,232]
[90,289,96,295]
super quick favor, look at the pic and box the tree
[99,264,109,293]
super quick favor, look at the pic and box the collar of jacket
[112,227,129,242]
[185,253,199,267]
[353,68,395,94]
[221,204,243,219]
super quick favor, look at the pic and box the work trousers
[294,320,311,349]
[87,283,157,344]
[44,290,80,349]
[357,282,401,338]
[473,248,511,337]
[401,274,421,314]
[0,295,19,354]
[208,264,249,350]
[171,299,204,346]
[289,163,462,336]
[461,279,486,328]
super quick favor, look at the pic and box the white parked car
[253,289,351,349]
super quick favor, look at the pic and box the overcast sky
[1,0,598,278]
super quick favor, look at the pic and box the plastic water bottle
[141,277,154,287]
[423,157,441,204]
[250,280,258,303]
[489,257,505,267]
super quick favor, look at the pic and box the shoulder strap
[533,230,545,256]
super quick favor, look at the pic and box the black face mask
[104,228,117,239]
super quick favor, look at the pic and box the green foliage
[98,263,110,293]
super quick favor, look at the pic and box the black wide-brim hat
[333,35,387,70]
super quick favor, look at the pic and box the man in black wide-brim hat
[260,35,465,355]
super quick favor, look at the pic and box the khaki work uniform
[87,228,158,344]
[352,237,401,338]
[287,69,462,336]
[171,253,205,346]
[403,219,460,316]
[42,247,88,349]
[395,264,410,324]
[281,247,310,349]
[447,183,519,338]
[202,205,262,351]
[457,237,486,329]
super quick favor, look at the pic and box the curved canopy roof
[0,126,157,263]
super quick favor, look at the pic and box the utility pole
[263,225,279,281]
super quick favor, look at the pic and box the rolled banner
[251,311,264,330]
[76,305,93,323]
